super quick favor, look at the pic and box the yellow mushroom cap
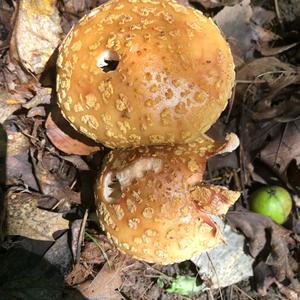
[57,0,235,148]
[95,134,240,264]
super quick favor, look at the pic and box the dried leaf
[82,234,117,265]
[65,263,93,286]
[251,6,276,25]
[227,208,296,292]
[276,0,300,24]
[10,0,62,74]
[46,113,101,156]
[276,281,299,300]
[6,190,68,241]
[5,130,39,190]
[237,57,295,83]
[254,262,299,300]
[71,219,82,263]
[77,263,123,300]
[236,57,297,109]
[60,154,90,171]
[260,120,300,172]
[214,0,253,55]
[287,159,300,190]
[259,42,299,57]
[22,87,52,109]
[214,0,276,59]
[0,91,23,123]
[27,106,47,118]
[31,148,81,205]
[249,94,300,122]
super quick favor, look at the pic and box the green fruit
[250,186,292,224]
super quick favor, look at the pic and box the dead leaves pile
[0,0,300,299]
[227,209,300,299]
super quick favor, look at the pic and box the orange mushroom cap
[57,0,235,148]
[95,134,240,264]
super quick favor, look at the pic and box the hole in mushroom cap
[97,49,119,73]
[103,172,122,204]
[103,158,163,203]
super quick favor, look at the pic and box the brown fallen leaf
[31,148,81,205]
[214,0,277,61]
[22,86,52,109]
[287,159,300,190]
[82,233,118,265]
[46,113,101,156]
[254,262,299,300]
[0,91,24,124]
[275,281,299,300]
[27,106,46,118]
[10,0,62,74]
[236,57,298,115]
[260,120,300,173]
[258,42,299,57]
[77,262,123,300]
[227,208,298,294]
[65,262,93,286]
[6,189,68,241]
[214,0,253,57]
[5,129,39,190]
[237,57,295,86]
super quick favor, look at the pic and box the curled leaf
[46,113,101,155]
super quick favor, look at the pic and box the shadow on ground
[0,245,86,300]
[0,124,85,300]
[0,124,6,243]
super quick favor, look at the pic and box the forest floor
[0,0,300,299]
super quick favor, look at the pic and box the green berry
[250,186,292,224]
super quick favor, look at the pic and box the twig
[85,230,112,268]
[208,289,215,300]
[233,285,255,300]
[206,253,224,300]
[142,262,173,280]
[140,281,154,300]
[274,0,283,26]
[273,122,288,169]
[225,84,236,124]
[76,209,89,263]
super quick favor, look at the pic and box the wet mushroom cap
[95,134,240,264]
[57,0,235,148]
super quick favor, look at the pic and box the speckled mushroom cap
[57,0,235,148]
[95,134,240,264]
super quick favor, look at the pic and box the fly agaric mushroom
[57,0,235,148]
[95,134,240,264]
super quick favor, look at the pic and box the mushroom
[95,134,240,264]
[57,0,235,148]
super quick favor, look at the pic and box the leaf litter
[0,0,300,299]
